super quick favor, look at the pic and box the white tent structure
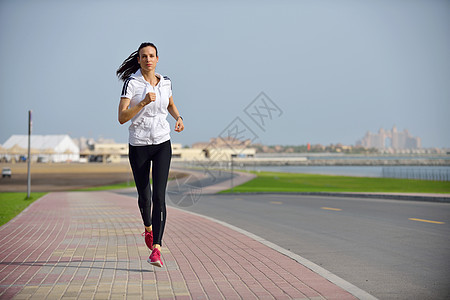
[2,135,80,162]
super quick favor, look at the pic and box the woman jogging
[117,42,184,267]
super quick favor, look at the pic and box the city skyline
[356,126,421,150]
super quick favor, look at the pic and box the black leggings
[128,140,172,246]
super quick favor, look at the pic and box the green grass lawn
[0,192,47,226]
[220,171,450,194]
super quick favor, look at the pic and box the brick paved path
[0,191,358,299]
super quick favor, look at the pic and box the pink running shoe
[142,230,153,250]
[148,247,163,267]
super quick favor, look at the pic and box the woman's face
[138,46,158,72]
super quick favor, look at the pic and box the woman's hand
[140,92,156,106]
[167,96,184,132]
[175,118,184,132]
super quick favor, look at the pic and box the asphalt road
[116,170,450,299]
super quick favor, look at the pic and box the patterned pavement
[0,191,360,299]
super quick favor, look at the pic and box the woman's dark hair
[116,42,158,81]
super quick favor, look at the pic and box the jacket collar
[131,69,164,85]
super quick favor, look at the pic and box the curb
[219,191,450,203]
[169,205,378,300]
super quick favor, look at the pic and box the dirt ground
[0,162,183,192]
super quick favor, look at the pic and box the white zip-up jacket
[121,69,172,145]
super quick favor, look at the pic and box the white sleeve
[121,78,134,99]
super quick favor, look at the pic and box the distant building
[79,142,209,163]
[171,143,205,161]
[356,126,421,150]
[191,137,256,160]
[81,142,129,163]
[2,135,80,162]
[192,137,252,150]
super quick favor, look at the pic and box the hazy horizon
[1,126,441,150]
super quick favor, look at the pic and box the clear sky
[1,0,449,148]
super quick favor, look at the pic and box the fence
[382,167,450,181]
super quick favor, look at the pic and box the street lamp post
[27,110,32,199]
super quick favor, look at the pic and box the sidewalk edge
[0,193,50,229]
[169,205,379,300]
[220,191,450,203]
